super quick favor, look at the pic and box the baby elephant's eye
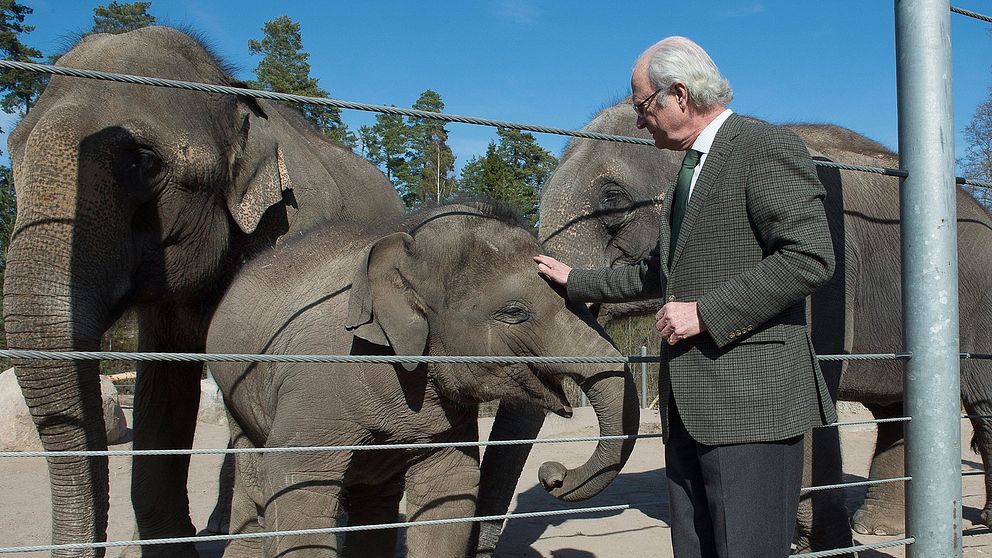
[493,302,532,324]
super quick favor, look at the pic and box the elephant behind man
[4,26,404,556]
[532,100,992,547]
[205,201,641,557]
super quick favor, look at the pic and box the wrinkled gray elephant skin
[526,100,992,549]
[206,202,641,558]
[3,26,404,558]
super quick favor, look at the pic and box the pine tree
[495,128,558,196]
[962,87,992,210]
[404,90,456,207]
[362,111,409,188]
[248,15,355,148]
[459,128,557,226]
[91,2,155,34]
[0,0,44,116]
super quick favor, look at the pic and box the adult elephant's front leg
[405,446,481,558]
[469,402,545,557]
[851,402,906,536]
[124,307,209,558]
[129,357,203,557]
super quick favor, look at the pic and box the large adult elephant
[3,27,404,557]
[526,100,992,547]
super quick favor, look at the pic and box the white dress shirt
[687,108,734,200]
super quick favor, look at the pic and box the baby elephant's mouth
[536,371,573,418]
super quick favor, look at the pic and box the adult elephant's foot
[981,504,992,528]
[851,500,905,536]
[119,530,200,558]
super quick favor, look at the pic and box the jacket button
[667,295,676,302]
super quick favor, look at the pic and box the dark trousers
[666,398,804,558]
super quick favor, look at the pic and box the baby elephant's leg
[342,471,405,557]
[404,446,481,558]
[259,439,352,557]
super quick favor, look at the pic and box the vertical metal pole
[640,345,648,408]
[895,2,962,557]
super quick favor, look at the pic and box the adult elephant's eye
[599,182,632,234]
[134,148,163,182]
[493,302,532,324]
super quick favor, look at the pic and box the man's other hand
[656,301,706,345]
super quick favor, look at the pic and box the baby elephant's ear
[345,232,428,372]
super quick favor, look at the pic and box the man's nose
[636,114,646,129]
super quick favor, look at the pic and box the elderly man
[534,36,836,557]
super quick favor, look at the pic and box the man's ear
[345,232,429,372]
[225,102,293,234]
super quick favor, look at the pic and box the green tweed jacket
[568,113,837,445]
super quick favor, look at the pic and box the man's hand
[533,255,572,286]
[656,301,706,345]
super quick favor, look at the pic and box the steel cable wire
[6,59,992,189]
[0,348,916,363]
[951,5,992,23]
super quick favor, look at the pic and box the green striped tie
[669,148,702,264]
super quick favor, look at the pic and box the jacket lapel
[669,113,744,270]
[659,179,676,280]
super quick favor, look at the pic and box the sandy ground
[1,404,990,557]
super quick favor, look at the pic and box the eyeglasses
[633,87,664,117]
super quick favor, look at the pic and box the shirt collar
[691,108,734,156]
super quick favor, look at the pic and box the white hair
[637,36,733,109]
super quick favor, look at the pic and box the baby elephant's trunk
[538,313,641,501]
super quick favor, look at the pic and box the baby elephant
[206,202,640,557]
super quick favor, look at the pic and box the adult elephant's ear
[226,103,293,234]
[345,232,429,372]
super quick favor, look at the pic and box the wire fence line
[3,58,991,190]
[790,538,915,558]
[799,476,911,494]
[951,5,992,24]
[0,503,642,554]
[0,414,915,459]
[0,348,929,364]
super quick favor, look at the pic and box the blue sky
[4,1,991,175]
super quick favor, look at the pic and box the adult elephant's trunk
[537,309,640,502]
[5,249,111,557]
[4,110,116,556]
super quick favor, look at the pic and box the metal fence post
[640,345,648,408]
[895,1,962,556]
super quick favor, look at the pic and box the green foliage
[459,128,557,226]
[359,90,457,206]
[962,86,992,211]
[0,0,44,116]
[91,1,155,34]
[248,15,355,148]
[360,111,409,185]
[404,90,456,207]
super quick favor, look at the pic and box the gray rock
[0,367,129,451]
[198,372,229,428]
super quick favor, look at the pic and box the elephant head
[345,203,641,501]
[4,26,402,552]
[539,101,682,324]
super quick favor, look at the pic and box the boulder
[0,367,129,451]
[198,372,229,428]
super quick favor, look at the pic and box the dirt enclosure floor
[2,403,990,557]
